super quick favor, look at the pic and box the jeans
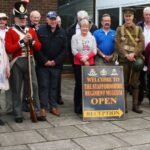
[36,66,61,109]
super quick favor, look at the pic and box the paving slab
[1,78,150,150]
[124,110,150,119]
[113,129,150,145]
[47,115,88,127]
[73,134,128,150]
[76,121,125,135]
[0,130,45,146]
[141,106,150,114]
[143,117,150,121]
[28,139,83,150]
[113,144,150,150]
[112,118,150,130]
[0,124,12,133]
[8,119,52,131]
[37,126,87,141]
[0,145,29,150]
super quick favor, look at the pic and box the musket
[26,42,38,123]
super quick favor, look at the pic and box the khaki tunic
[115,23,144,89]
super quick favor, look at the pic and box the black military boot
[132,106,143,113]
[132,89,143,114]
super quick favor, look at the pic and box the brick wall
[0,0,58,26]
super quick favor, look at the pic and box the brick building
[0,0,58,26]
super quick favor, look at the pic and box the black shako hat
[13,1,28,19]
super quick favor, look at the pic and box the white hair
[56,16,61,22]
[77,10,89,20]
[143,7,150,14]
[30,10,41,18]
[79,18,89,27]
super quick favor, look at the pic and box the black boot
[14,117,23,123]
[132,89,143,114]
[0,119,5,126]
[132,106,143,114]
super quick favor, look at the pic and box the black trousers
[74,65,82,114]
[138,70,150,103]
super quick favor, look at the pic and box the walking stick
[26,43,38,122]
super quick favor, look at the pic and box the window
[98,8,119,30]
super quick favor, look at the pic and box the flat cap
[0,13,8,19]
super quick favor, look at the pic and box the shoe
[37,116,46,121]
[75,107,82,114]
[75,110,82,114]
[132,107,143,114]
[57,99,64,105]
[0,119,5,126]
[50,108,60,116]
[15,117,23,123]
[37,109,46,121]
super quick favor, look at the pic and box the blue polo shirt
[93,28,115,55]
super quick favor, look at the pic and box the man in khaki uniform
[115,8,144,113]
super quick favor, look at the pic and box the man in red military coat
[5,1,41,123]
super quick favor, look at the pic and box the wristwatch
[102,54,106,58]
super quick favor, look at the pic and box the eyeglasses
[0,18,7,21]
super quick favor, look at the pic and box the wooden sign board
[82,66,125,121]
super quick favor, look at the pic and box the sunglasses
[0,18,7,21]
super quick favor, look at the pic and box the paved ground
[0,78,150,150]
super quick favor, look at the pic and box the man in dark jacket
[36,11,67,121]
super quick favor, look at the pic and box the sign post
[82,66,125,121]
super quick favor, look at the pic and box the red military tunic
[5,26,41,64]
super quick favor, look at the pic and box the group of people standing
[0,0,150,125]
[0,1,66,124]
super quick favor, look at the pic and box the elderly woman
[71,19,97,114]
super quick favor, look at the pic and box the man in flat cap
[5,1,41,123]
[35,11,67,121]
[115,8,144,113]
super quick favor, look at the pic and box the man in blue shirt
[93,14,116,65]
